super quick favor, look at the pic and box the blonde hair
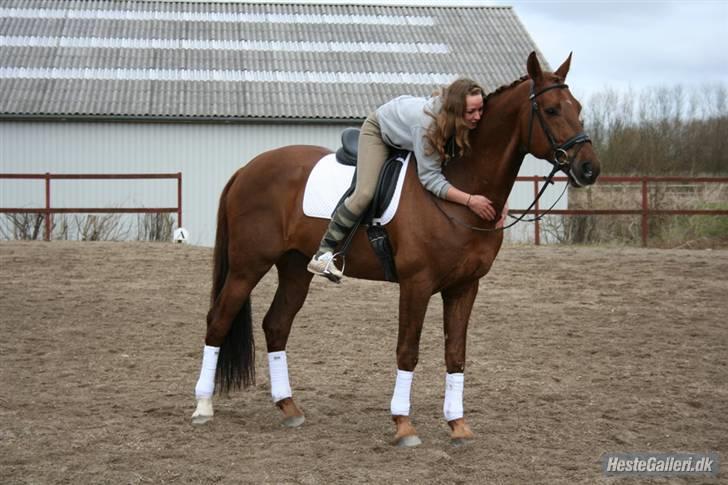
[424,78,483,162]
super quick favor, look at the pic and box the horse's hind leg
[192,266,268,425]
[262,250,313,428]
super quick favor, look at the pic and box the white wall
[507,154,570,244]
[0,120,356,245]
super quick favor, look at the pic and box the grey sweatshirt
[375,95,451,199]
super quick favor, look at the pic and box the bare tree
[583,83,728,176]
[75,214,129,241]
[137,213,175,241]
[564,83,728,246]
[0,213,45,240]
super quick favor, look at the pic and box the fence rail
[512,175,728,245]
[0,172,182,241]
[2,173,726,246]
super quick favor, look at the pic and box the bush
[563,183,727,248]
[1,212,175,242]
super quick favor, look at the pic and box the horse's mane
[483,75,530,107]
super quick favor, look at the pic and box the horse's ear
[527,51,543,82]
[555,52,573,80]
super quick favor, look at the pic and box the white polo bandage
[443,372,464,421]
[390,369,414,416]
[268,351,292,402]
[194,345,220,399]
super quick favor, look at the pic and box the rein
[432,163,565,232]
[435,81,590,233]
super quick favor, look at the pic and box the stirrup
[321,270,342,284]
[322,252,345,283]
[307,252,344,283]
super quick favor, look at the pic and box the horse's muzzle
[569,158,600,187]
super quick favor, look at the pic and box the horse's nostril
[571,159,599,186]
[582,162,593,179]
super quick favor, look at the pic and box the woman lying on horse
[307,78,507,282]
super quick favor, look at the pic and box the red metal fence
[511,175,728,246]
[1,173,726,246]
[0,173,182,241]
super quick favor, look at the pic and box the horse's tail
[210,173,255,394]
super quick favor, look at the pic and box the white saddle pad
[302,152,410,226]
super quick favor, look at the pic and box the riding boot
[317,202,360,256]
[307,203,360,281]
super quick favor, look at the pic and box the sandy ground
[0,241,726,484]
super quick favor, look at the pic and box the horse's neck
[445,85,527,208]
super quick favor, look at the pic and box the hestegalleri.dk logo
[602,452,719,477]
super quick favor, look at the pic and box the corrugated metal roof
[0,0,547,120]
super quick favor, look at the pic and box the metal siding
[0,120,356,245]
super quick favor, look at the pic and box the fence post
[641,178,648,247]
[177,172,183,228]
[44,173,51,241]
[533,177,540,245]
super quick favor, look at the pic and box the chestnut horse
[191,52,600,446]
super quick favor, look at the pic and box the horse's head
[522,52,601,187]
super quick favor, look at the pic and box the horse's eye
[545,107,559,116]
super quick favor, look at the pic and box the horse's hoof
[282,415,305,428]
[451,437,469,447]
[448,418,474,446]
[192,398,213,425]
[395,435,422,448]
[191,414,213,425]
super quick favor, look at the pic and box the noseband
[525,81,591,170]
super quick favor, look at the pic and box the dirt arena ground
[0,241,725,484]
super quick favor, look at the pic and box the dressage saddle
[335,127,359,166]
[333,127,404,282]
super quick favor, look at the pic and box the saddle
[335,127,359,166]
[334,127,404,282]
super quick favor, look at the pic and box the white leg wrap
[268,351,292,402]
[390,369,414,416]
[194,345,219,399]
[443,372,465,422]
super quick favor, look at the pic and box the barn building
[0,0,563,245]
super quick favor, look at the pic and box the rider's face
[463,94,484,129]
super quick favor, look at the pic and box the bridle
[525,81,591,176]
[434,80,592,232]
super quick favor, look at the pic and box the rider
[308,78,500,282]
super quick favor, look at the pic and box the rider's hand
[496,202,509,228]
[467,194,496,221]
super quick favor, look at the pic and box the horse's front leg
[262,252,313,428]
[390,280,431,447]
[441,280,479,445]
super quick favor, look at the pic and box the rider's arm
[412,127,452,199]
[413,129,495,221]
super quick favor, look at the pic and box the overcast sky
[177,0,728,99]
[492,0,728,99]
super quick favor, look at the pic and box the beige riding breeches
[344,112,391,216]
